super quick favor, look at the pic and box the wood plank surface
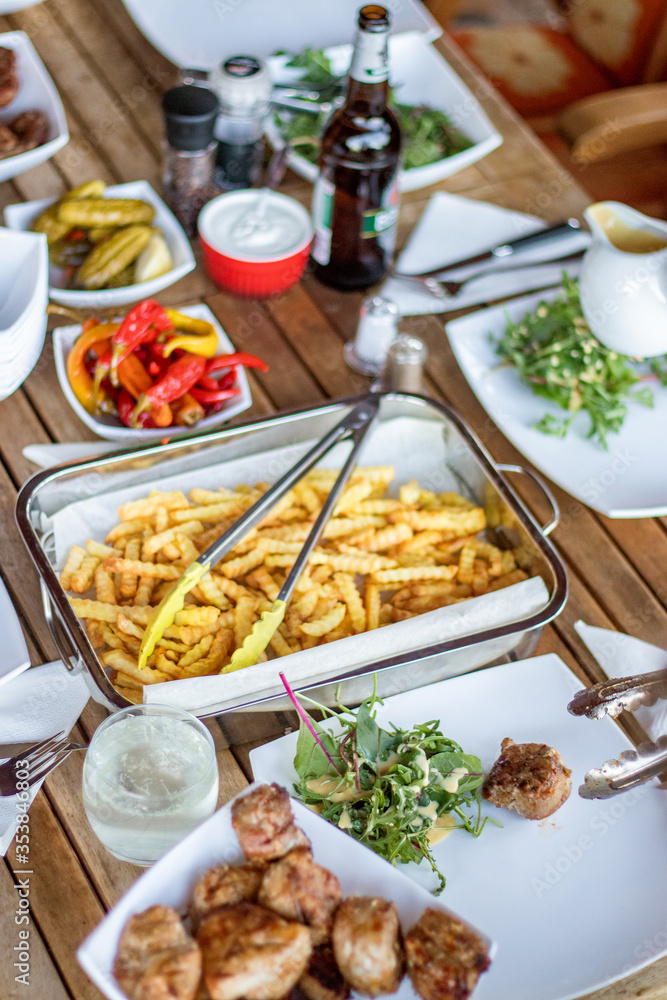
[0,4,665,1000]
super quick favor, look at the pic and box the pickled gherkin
[31,180,108,244]
[76,224,153,289]
[58,198,156,228]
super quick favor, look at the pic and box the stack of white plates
[0,228,48,400]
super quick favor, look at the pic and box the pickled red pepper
[110,299,173,384]
[131,354,207,427]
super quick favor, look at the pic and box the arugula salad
[495,276,667,448]
[272,47,474,170]
[290,685,495,894]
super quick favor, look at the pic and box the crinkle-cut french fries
[59,474,531,697]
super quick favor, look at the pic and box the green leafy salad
[290,685,496,894]
[273,47,474,170]
[495,276,667,448]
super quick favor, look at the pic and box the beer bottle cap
[162,85,219,151]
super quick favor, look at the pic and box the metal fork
[393,251,585,300]
[0,732,86,796]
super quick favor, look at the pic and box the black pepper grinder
[161,85,221,237]
[210,55,272,190]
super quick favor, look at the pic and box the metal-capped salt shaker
[344,295,399,376]
[382,333,427,393]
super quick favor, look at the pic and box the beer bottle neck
[346,25,389,115]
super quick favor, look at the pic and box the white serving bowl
[4,179,196,308]
[0,227,47,336]
[0,227,48,398]
[0,31,69,182]
[267,32,502,193]
[0,2,44,12]
[52,303,252,441]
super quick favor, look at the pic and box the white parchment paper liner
[49,416,549,713]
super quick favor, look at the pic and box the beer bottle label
[311,175,335,265]
[362,176,399,252]
[349,29,389,84]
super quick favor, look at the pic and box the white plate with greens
[445,287,667,518]
[250,654,667,1000]
[267,32,502,193]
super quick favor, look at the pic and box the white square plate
[0,31,68,182]
[267,32,502,193]
[445,289,667,517]
[52,303,252,441]
[250,655,667,1000]
[77,785,492,1000]
[4,180,195,308]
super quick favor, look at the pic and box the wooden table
[0,2,666,998]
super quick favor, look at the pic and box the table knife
[394,218,584,280]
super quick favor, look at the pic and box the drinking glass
[82,704,218,866]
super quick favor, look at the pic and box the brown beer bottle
[311,4,401,290]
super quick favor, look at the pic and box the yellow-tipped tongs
[137,393,382,673]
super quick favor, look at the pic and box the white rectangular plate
[77,785,492,1000]
[251,655,667,1000]
[445,289,667,517]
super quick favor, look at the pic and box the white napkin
[574,621,667,739]
[0,660,90,855]
[0,576,30,687]
[381,191,591,316]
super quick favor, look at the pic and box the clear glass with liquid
[82,705,218,866]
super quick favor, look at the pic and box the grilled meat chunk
[190,861,267,930]
[404,908,490,1000]
[331,896,404,996]
[9,110,49,149]
[0,47,18,107]
[232,783,310,861]
[258,847,342,944]
[482,737,572,820]
[113,904,201,1000]
[197,901,312,1000]
[299,944,350,1000]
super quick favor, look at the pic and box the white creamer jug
[579,201,667,358]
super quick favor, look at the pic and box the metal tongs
[137,394,381,673]
[568,669,667,799]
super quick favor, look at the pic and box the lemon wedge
[134,231,173,283]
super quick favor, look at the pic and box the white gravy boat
[579,201,667,358]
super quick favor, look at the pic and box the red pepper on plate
[130,354,207,428]
[110,299,173,385]
[117,388,156,428]
[205,352,268,374]
[189,385,241,406]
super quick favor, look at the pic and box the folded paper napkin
[381,191,591,316]
[575,621,667,739]
[0,660,89,855]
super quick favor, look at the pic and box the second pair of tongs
[568,668,667,798]
[137,394,381,673]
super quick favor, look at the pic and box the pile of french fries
[59,467,529,703]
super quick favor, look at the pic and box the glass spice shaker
[161,85,221,237]
[209,55,272,191]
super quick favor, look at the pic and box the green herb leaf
[429,751,483,794]
[294,716,343,784]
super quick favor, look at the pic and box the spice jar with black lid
[162,85,221,237]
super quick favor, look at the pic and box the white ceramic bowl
[0,31,69,182]
[0,227,47,336]
[4,179,196,308]
[0,2,44,12]
[267,32,502,193]
[52,303,252,441]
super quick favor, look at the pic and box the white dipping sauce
[198,189,312,261]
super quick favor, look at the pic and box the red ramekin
[198,190,313,298]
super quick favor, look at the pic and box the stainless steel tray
[15,392,568,716]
